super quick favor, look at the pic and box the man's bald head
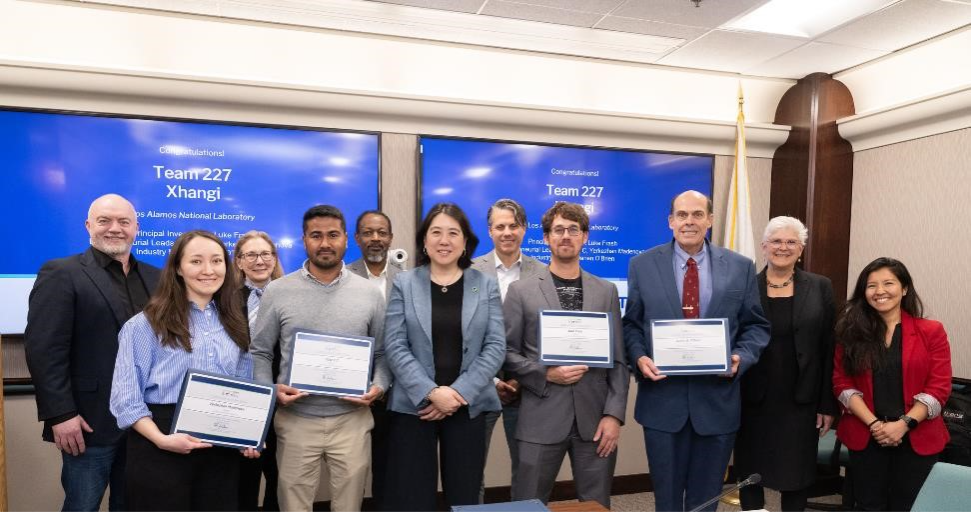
[87,194,136,221]
[668,190,714,255]
[85,194,139,259]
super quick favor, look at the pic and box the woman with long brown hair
[110,230,259,511]
[833,257,952,510]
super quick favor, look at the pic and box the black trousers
[848,435,937,511]
[368,398,392,511]
[126,404,241,511]
[384,408,485,511]
[237,419,279,511]
[739,484,810,511]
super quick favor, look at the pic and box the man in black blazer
[25,194,160,511]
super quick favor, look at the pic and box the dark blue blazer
[622,241,769,435]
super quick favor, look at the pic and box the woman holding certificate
[110,230,260,511]
[383,203,506,511]
[234,231,283,511]
[833,258,952,511]
[734,216,838,511]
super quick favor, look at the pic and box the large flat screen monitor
[420,136,713,308]
[1,108,380,333]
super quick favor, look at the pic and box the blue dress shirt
[110,301,254,429]
[673,240,713,317]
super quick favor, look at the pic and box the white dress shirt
[494,251,522,302]
[365,259,389,300]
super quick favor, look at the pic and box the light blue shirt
[673,240,713,317]
[110,301,254,429]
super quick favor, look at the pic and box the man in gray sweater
[251,205,390,512]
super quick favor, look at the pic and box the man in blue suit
[623,190,769,512]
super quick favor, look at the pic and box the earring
[423,247,427,255]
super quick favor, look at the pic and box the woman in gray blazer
[383,203,505,511]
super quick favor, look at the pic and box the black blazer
[25,247,161,445]
[742,268,838,415]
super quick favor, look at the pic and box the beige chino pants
[274,406,373,512]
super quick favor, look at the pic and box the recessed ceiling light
[723,0,898,38]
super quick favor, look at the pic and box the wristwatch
[899,414,918,430]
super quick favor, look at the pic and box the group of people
[23,190,952,512]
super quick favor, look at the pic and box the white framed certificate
[171,370,276,450]
[286,330,374,397]
[538,310,614,368]
[650,318,731,375]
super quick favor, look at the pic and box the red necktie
[682,257,699,319]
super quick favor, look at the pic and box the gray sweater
[251,263,390,418]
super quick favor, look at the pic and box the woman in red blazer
[833,257,952,511]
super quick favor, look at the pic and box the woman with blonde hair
[233,230,284,511]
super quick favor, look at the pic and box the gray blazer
[383,265,505,418]
[347,258,404,300]
[470,250,544,281]
[502,267,629,444]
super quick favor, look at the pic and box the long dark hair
[835,257,924,374]
[144,230,249,352]
[416,203,478,269]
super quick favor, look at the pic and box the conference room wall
[849,127,971,379]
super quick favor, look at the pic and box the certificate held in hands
[539,310,614,368]
[650,318,731,375]
[287,330,375,397]
[171,370,276,450]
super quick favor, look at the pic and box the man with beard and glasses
[25,193,161,511]
[502,202,629,508]
[250,205,390,512]
[347,209,401,510]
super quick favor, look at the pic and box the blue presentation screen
[0,109,379,333]
[420,136,712,306]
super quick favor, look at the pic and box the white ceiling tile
[819,0,971,51]
[596,16,709,40]
[481,0,602,27]
[658,29,805,73]
[745,41,889,79]
[613,0,769,28]
[365,0,485,14]
[498,0,626,15]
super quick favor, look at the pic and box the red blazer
[833,312,952,455]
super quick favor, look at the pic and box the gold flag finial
[737,81,744,106]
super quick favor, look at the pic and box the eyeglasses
[241,251,276,263]
[767,239,801,249]
[550,226,582,237]
[359,229,391,239]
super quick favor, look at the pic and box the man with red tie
[622,190,770,512]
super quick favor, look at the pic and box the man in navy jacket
[623,190,769,512]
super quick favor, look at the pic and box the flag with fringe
[723,84,756,261]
